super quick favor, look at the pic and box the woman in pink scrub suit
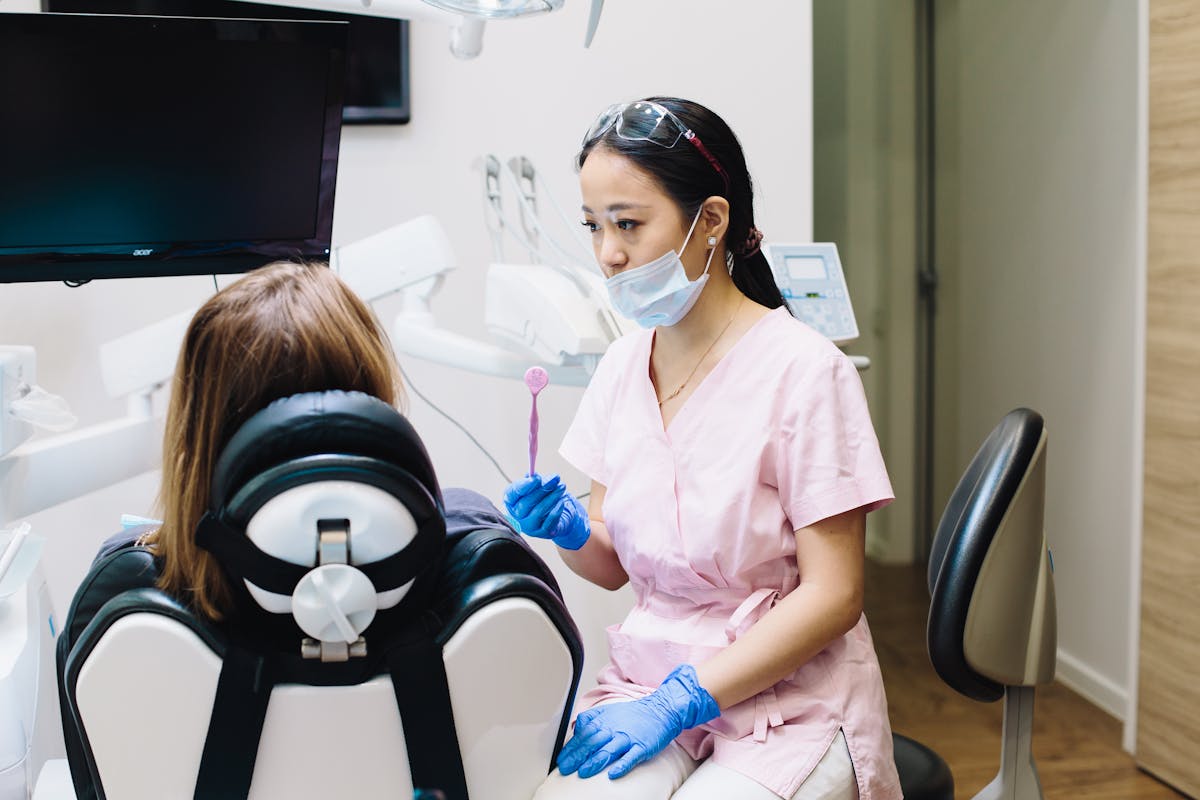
[504,97,902,800]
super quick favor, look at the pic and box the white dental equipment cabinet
[0,526,59,800]
[0,218,866,799]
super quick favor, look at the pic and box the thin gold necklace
[657,297,743,407]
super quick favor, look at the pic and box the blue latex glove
[503,473,591,551]
[557,664,720,780]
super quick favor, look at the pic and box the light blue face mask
[604,210,716,329]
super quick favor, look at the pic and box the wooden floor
[864,561,1186,800]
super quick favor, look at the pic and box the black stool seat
[893,732,954,800]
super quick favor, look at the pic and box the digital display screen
[1,38,329,246]
[784,255,829,281]
[0,13,345,282]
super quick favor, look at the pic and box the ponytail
[731,249,786,310]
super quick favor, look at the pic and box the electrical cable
[531,166,596,269]
[400,363,588,502]
[398,362,513,486]
[497,161,592,273]
[488,190,574,272]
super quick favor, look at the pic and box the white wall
[0,0,813,692]
[934,0,1141,721]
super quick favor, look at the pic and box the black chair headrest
[211,390,442,513]
[197,390,447,649]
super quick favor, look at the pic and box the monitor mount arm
[224,0,605,59]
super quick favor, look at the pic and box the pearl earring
[707,236,717,246]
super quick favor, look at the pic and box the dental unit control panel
[763,243,859,346]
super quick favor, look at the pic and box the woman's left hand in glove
[556,664,719,780]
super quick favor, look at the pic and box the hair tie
[739,227,764,257]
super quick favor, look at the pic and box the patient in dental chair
[55,260,559,800]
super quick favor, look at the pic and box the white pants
[531,730,859,800]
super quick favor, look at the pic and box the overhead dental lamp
[419,0,562,17]
[229,0,604,58]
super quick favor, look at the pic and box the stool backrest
[927,408,1057,703]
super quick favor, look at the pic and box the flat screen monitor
[42,0,410,125]
[0,12,347,283]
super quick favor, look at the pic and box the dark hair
[577,96,787,311]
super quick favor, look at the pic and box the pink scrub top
[560,307,902,799]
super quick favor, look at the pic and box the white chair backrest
[75,597,574,799]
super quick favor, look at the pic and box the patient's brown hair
[145,261,403,620]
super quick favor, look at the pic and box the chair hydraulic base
[973,686,1044,800]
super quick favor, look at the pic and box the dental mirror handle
[524,366,550,476]
[529,397,539,476]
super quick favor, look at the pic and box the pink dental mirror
[524,366,550,476]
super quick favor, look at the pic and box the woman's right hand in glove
[503,473,591,550]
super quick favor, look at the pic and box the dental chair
[50,390,583,800]
[892,407,1057,800]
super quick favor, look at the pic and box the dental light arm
[331,214,457,307]
[0,343,160,524]
[329,216,599,386]
[1,303,183,522]
[97,213,482,401]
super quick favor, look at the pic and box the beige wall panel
[1138,0,1200,795]
[934,0,1141,715]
